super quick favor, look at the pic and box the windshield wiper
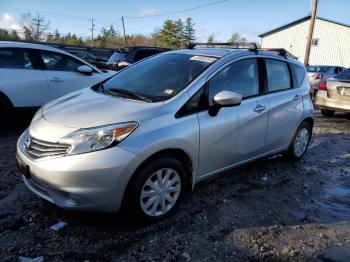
[105,88,152,102]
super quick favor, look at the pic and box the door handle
[253,104,267,113]
[293,94,302,101]
[49,77,64,82]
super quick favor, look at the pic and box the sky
[0,0,349,42]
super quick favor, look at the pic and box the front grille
[26,137,71,160]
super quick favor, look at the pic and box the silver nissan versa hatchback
[17,44,314,222]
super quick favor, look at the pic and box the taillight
[315,74,323,80]
[319,81,327,91]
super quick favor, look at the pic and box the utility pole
[89,18,95,47]
[304,0,318,66]
[121,16,128,47]
[32,18,44,41]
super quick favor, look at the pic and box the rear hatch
[327,79,350,102]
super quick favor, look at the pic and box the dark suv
[69,51,109,69]
[106,46,171,70]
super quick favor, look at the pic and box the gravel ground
[0,111,349,261]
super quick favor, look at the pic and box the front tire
[123,158,188,223]
[286,122,312,161]
[321,109,335,117]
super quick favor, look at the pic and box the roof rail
[258,48,287,57]
[187,42,258,51]
[187,42,297,59]
[258,48,298,59]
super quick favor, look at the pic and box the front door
[38,50,100,100]
[197,58,269,177]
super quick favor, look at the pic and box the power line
[2,0,231,41]
[2,5,111,22]
[125,0,230,19]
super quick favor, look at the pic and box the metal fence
[1,40,116,58]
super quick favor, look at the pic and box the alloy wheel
[293,127,310,157]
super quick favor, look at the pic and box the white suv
[0,41,115,122]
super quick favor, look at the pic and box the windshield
[102,53,217,102]
[109,52,126,62]
[307,66,329,73]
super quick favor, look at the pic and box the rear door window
[0,48,33,69]
[265,59,292,92]
[291,63,306,87]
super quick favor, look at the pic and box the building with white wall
[259,16,350,67]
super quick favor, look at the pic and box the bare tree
[21,12,50,41]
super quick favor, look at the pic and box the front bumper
[315,90,350,112]
[16,130,141,212]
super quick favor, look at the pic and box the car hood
[41,88,162,129]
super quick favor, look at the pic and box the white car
[0,41,116,121]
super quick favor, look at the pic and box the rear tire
[321,109,335,117]
[123,157,188,223]
[285,122,312,161]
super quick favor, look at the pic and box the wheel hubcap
[294,128,309,157]
[140,168,181,217]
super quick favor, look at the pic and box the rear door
[263,59,304,152]
[197,58,269,177]
[0,48,49,107]
[38,50,103,100]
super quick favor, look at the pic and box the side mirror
[209,90,242,117]
[76,65,93,75]
[213,90,242,107]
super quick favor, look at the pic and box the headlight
[60,122,138,155]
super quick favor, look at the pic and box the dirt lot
[0,112,349,261]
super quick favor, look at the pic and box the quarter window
[209,58,259,100]
[265,59,291,92]
[291,63,306,87]
[0,48,33,69]
[39,51,84,71]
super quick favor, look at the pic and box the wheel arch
[0,91,14,111]
[134,148,193,188]
[302,116,314,129]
